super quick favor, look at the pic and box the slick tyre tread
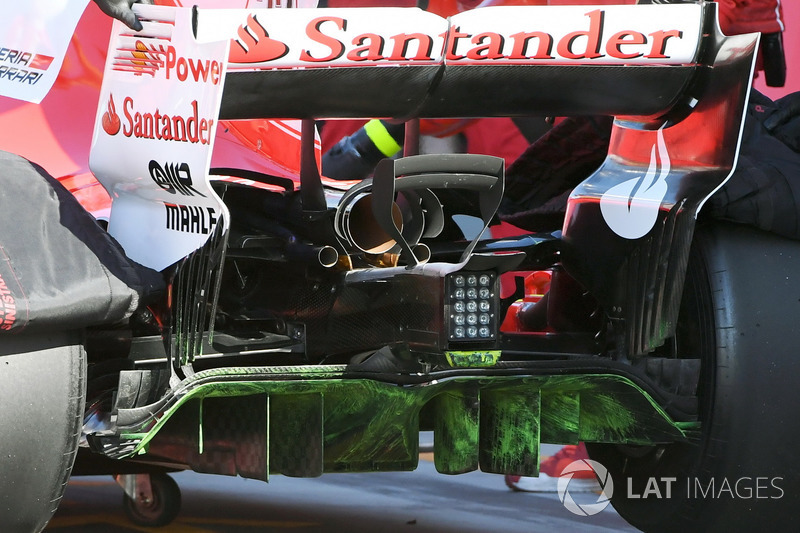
[588,222,800,532]
[0,332,86,533]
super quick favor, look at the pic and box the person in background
[717,0,786,87]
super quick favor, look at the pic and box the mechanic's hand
[92,0,154,32]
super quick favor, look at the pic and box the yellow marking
[364,119,402,157]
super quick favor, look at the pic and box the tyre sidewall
[589,222,800,532]
[0,332,86,533]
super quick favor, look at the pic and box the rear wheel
[0,332,86,533]
[589,222,800,532]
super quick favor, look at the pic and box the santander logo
[102,94,121,136]
[230,13,289,64]
[220,7,694,68]
[600,128,670,240]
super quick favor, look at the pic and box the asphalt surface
[46,445,638,533]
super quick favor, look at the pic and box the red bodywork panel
[0,2,308,217]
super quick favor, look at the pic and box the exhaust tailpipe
[286,243,340,268]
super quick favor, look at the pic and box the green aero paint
[445,351,501,367]
[104,366,694,479]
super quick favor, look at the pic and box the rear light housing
[446,271,499,348]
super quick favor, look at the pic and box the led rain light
[447,271,497,343]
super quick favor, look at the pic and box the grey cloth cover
[0,150,164,333]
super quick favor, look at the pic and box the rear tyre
[588,222,800,532]
[0,332,86,533]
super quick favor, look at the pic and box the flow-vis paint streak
[194,3,702,70]
[90,5,230,271]
[0,0,90,103]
